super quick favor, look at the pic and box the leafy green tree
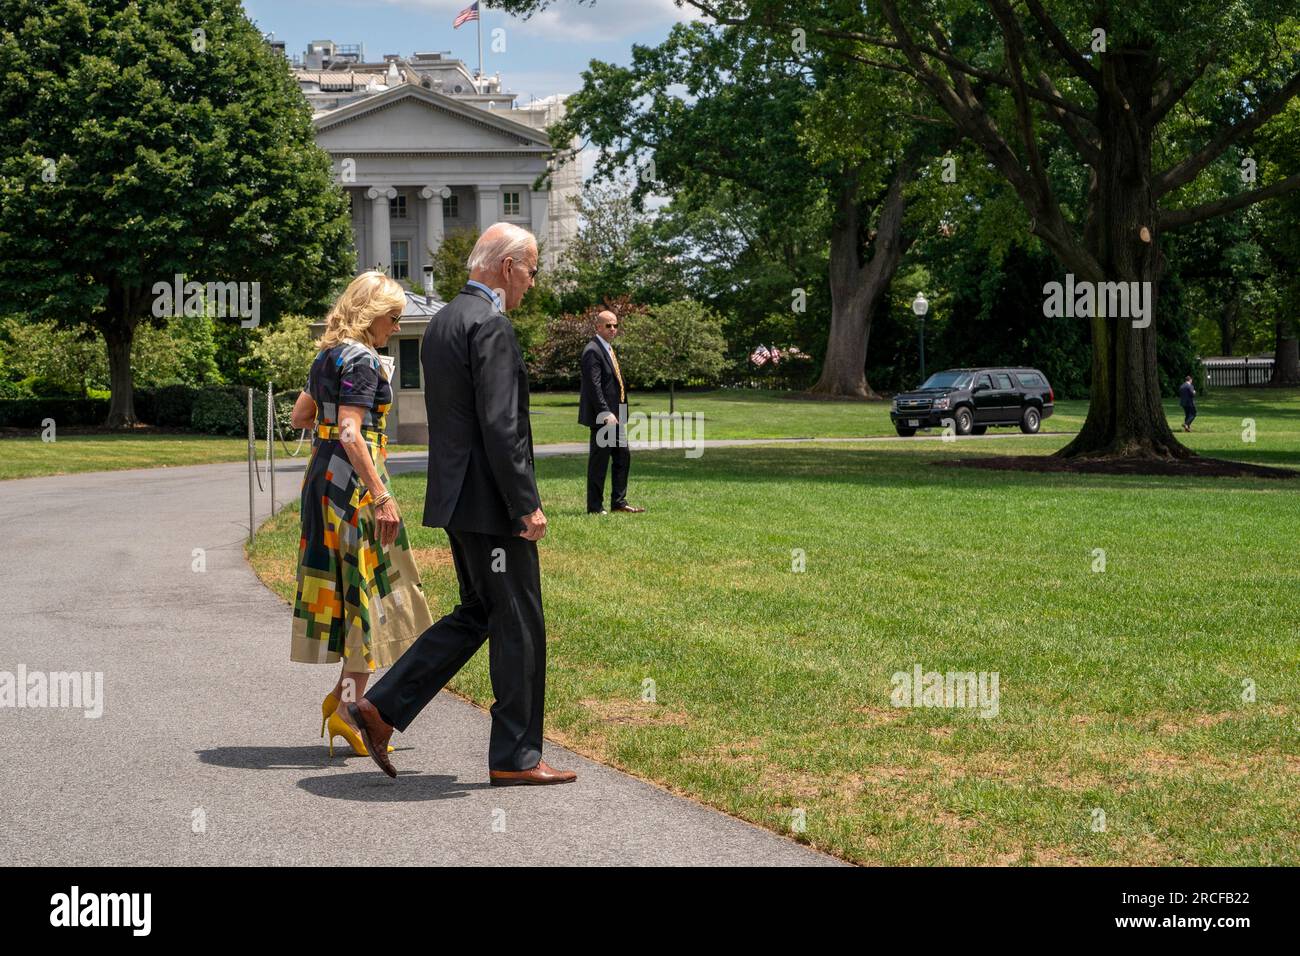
[646,177,828,376]
[0,0,355,425]
[429,229,479,302]
[430,227,554,363]
[548,180,686,312]
[537,15,934,398]
[1255,95,1300,383]
[0,316,103,396]
[721,0,1300,458]
[241,317,317,392]
[619,299,729,413]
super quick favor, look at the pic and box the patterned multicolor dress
[289,340,434,673]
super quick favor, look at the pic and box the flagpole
[476,4,483,90]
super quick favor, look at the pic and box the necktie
[609,344,626,403]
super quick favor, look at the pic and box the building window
[390,240,409,280]
[502,191,521,216]
[399,338,421,389]
[443,194,459,219]
[389,194,407,219]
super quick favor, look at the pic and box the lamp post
[422,264,434,306]
[912,292,929,382]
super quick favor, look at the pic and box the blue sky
[241,0,700,104]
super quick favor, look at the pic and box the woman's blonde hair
[318,271,406,349]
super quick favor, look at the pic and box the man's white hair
[467,222,536,273]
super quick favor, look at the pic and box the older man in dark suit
[578,309,645,515]
[349,222,575,787]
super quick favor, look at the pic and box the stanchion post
[247,387,255,544]
[267,383,276,514]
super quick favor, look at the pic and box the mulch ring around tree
[936,455,1299,480]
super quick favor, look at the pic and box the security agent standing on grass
[578,309,645,516]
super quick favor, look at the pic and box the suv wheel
[1020,406,1041,434]
[895,425,917,437]
[954,407,974,436]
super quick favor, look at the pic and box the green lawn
[0,432,426,480]
[248,389,1300,865]
[4,385,1290,479]
[529,387,1087,443]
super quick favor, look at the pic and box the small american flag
[750,344,771,367]
[453,1,479,28]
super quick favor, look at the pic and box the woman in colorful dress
[289,271,434,757]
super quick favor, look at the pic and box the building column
[418,185,446,272]
[477,187,499,234]
[530,187,550,265]
[366,186,396,273]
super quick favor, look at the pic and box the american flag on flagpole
[453,1,479,28]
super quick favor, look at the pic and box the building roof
[310,82,553,150]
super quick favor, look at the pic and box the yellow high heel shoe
[321,691,340,738]
[325,702,395,756]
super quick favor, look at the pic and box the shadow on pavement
[195,744,416,772]
[297,771,488,802]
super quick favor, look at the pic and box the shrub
[0,397,109,428]
[190,387,296,438]
[0,379,33,400]
[149,384,201,427]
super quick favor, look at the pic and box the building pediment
[313,84,551,154]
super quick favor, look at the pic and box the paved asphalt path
[0,437,915,866]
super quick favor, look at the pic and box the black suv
[890,367,1054,437]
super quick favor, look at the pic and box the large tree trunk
[808,160,912,399]
[103,315,138,428]
[1270,322,1300,385]
[1058,52,1189,460]
[1218,296,1238,356]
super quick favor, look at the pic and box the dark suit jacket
[1178,381,1196,408]
[421,284,539,536]
[578,336,625,427]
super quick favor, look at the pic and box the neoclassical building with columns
[293,45,580,442]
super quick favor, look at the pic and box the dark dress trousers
[577,336,630,512]
[366,284,546,772]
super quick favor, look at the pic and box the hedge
[190,388,297,438]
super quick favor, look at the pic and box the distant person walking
[1179,375,1198,432]
[578,309,644,515]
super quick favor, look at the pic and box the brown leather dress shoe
[489,760,578,786]
[611,503,645,513]
[348,700,397,778]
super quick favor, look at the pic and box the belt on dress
[315,423,388,448]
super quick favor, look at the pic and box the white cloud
[372,0,702,43]
[499,69,582,98]
[521,0,702,42]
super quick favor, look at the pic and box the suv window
[976,374,992,389]
[1016,372,1043,387]
[995,373,1014,389]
